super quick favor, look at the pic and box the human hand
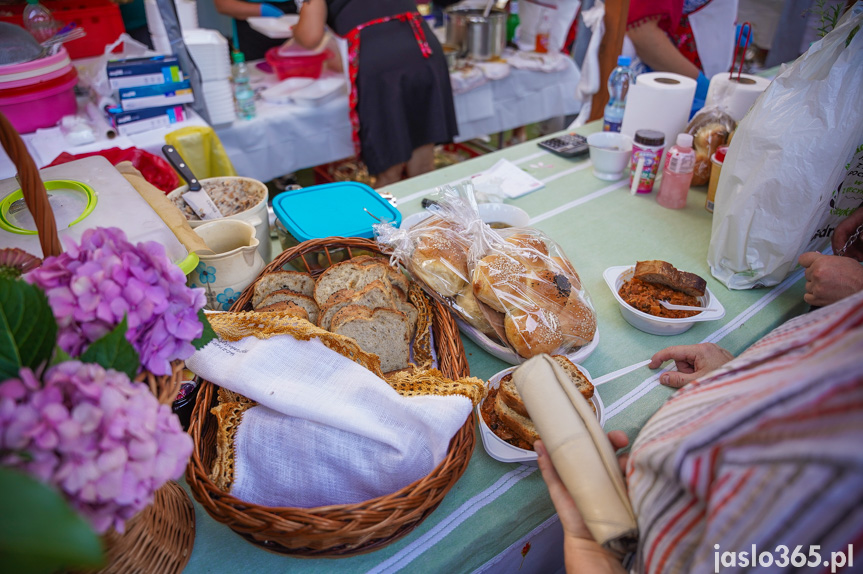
[798,251,863,307]
[832,208,863,261]
[260,3,283,17]
[649,344,733,388]
[535,432,629,541]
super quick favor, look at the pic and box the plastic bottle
[506,0,519,45]
[603,55,633,133]
[534,11,551,53]
[23,0,59,44]
[656,133,696,209]
[231,51,256,121]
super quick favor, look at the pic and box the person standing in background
[292,0,458,188]
[625,0,739,114]
[213,0,299,60]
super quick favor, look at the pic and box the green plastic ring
[0,179,98,235]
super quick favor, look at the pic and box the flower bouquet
[0,227,216,573]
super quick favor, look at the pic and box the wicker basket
[0,112,195,573]
[185,236,476,557]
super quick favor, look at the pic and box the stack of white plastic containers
[183,28,236,126]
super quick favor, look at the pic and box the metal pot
[444,6,506,61]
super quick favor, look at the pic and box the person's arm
[798,251,863,307]
[292,0,327,50]
[649,343,734,388]
[832,207,863,261]
[213,0,279,20]
[534,433,631,574]
[626,19,700,79]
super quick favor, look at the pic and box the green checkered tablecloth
[182,121,809,573]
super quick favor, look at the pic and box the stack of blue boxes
[106,55,195,136]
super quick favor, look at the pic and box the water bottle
[656,133,696,209]
[23,0,59,43]
[506,0,519,45]
[231,51,256,121]
[603,55,633,133]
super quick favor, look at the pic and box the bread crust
[472,253,529,313]
[253,300,310,321]
[504,306,564,359]
[633,260,706,297]
[558,293,597,347]
[493,392,539,446]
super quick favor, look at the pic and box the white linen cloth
[186,335,472,508]
[506,49,570,73]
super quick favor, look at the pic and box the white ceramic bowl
[477,365,605,465]
[399,202,530,231]
[603,265,726,336]
[587,132,633,181]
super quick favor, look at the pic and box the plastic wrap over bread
[376,183,598,361]
[685,106,737,186]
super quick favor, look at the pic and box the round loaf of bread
[506,233,549,271]
[472,253,528,313]
[504,306,564,358]
[524,269,571,310]
[558,293,597,347]
[549,256,583,289]
[455,286,497,338]
[410,232,468,297]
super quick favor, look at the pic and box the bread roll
[524,269,571,310]
[454,286,496,338]
[410,231,469,297]
[558,293,597,347]
[504,306,563,358]
[472,253,529,312]
[506,233,549,271]
[549,256,583,290]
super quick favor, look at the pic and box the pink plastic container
[0,46,73,89]
[265,47,329,80]
[0,68,78,133]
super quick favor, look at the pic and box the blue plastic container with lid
[272,181,401,269]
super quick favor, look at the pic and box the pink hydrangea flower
[26,227,206,376]
[0,362,193,534]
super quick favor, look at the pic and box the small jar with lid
[630,129,665,194]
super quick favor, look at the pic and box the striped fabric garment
[627,290,863,573]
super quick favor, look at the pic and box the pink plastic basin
[265,47,329,80]
[0,46,72,88]
[0,68,78,134]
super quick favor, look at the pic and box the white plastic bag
[516,0,581,54]
[707,3,863,289]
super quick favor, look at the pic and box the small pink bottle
[656,133,696,209]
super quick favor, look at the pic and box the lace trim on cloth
[205,309,485,492]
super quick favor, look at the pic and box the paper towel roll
[704,72,771,122]
[621,72,697,149]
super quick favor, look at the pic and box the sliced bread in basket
[330,305,411,373]
[256,289,320,324]
[318,280,397,330]
[252,271,315,307]
[255,300,310,321]
[314,260,409,306]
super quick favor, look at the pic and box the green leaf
[50,346,72,367]
[191,308,217,350]
[0,278,57,381]
[0,468,104,574]
[79,317,140,380]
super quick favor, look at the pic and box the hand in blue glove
[690,71,710,118]
[260,3,284,17]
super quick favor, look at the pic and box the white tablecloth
[214,56,582,182]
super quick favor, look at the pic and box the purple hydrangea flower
[26,228,206,376]
[0,362,193,534]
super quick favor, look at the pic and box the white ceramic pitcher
[187,219,265,311]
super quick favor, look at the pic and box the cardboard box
[111,105,186,136]
[107,55,185,90]
[119,81,195,111]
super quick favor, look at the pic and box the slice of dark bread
[256,289,319,324]
[633,260,706,297]
[330,305,410,373]
[494,392,540,446]
[252,271,315,307]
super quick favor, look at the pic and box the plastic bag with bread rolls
[513,354,637,558]
[684,106,736,186]
[376,183,598,361]
[375,185,493,335]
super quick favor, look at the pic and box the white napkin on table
[507,49,570,72]
[186,335,472,508]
